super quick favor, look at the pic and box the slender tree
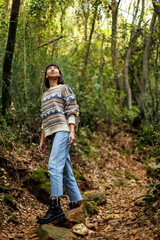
[111,0,122,91]
[23,0,28,102]
[2,0,21,115]
[99,34,105,109]
[140,11,157,118]
[81,0,99,82]
[152,0,160,42]
[124,0,145,110]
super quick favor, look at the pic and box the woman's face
[46,65,60,79]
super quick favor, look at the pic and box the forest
[0,0,160,239]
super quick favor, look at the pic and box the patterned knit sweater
[41,84,77,137]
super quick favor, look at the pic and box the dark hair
[44,63,65,88]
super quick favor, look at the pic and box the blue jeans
[48,131,83,202]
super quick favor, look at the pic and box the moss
[82,201,98,216]
[98,180,112,189]
[30,168,49,184]
[125,171,140,181]
[39,164,47,169]
[114,169,121,177]
[38,224,77,240]
[83,191,106,205]
[4,209,12,216]
[72,169,86,182]
[4,194,16,209]
[112,179,130,187]
[29,167,50,203]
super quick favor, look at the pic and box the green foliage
[29,167,51,202]
[4,194,16,209]
[124,171,140,181]
[0,168,9,186]
[0,114,17,147]
[135,123,160,209]
[72,169,86,183]
[122,106,140,126]
[0,106,40,147]
[0,0,159,141]
[83,191,106,205]
[82,201,98,216]
[30,168,50,183]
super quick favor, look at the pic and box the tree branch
[35,35,65,50]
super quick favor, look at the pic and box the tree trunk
[155,44,159,121]
[99,34,105,109]
[130,0,140,39]
[82,1,90,42]
[124,0,145,110]
[2,0,21,115]
[111,0,122,91]
[81,0,98,82]
[152,0,160,42]
[23,0,28,102]
[140,11,157,118]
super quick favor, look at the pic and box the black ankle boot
[37,198,65,224]
[69,201,79,210]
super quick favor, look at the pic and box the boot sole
[38,213,66,224]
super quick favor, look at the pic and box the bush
[135,123,160,209]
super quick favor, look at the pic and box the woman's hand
[68,132,75,145]
[39,141,46,153]
[68,123,75,145]
[39,129,46,153]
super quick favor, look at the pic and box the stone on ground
[72,223,89,236]
[65,205,85,224]
[83,191,107,205]
[37,224,77,240]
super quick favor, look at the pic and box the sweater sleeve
[63,85,77,125]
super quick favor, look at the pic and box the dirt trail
[0,128,160,239]
[73,130,159,239]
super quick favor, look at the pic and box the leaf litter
[0,127,160,239]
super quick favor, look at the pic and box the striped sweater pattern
[41,84,77,137]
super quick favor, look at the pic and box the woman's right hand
[39,141,46,153]
[39,129,46,153]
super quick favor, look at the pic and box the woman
[37,63,83,224]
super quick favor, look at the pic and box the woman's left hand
[68,131,75,145]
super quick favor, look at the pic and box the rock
[88,229,95,237]
[37,224,77,240]
[109,219,120,227]
[83,191,107,205]
[52,206,86,229]
[28,167,50,203]
[72,223,88,236]
[65,205,85,224]
[82,201,98,216]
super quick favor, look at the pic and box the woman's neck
[49,78,58,87]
